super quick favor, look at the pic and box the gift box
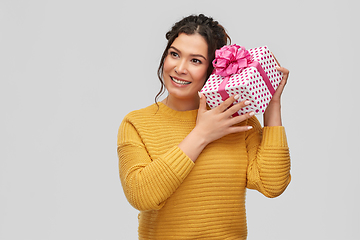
[200,45,283,115]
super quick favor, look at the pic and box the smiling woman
[117,14,291,240]
[162,33,209,111]
[156,14,230,106]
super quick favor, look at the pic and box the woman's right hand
[194,92,254,145]
[178,93,254,162]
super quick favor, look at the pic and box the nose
[175,60,188,74]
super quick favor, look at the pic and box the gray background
[1,0,359,239]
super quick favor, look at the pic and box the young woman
[117,14,290,239]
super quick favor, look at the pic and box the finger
[271,53,288,90]
[275,66,289,76]
[198,92,207,113]
[223,99,251,118]
[275,66,289,86]
[272,53,289,84]
[228,111,255,125]
[216,94,239,113]
[272,67,289,98]
[226,125,253,134]
[271,52,289,79]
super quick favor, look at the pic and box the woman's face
[163,33,209,105]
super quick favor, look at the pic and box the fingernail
[234,94,240,100]
[249,111,255,116]
[247,126,253,130]
[198,91,202,99]
[244,100,251,106]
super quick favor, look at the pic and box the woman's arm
[246,119,291,198]
[247,65,291,197]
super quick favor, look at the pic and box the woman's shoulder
[123,103,159,121]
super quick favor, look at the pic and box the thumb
[198,91,207,112]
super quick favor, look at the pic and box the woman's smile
[170,76,191,85]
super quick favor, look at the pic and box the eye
[169,51,179,58]
[191,58,202,64]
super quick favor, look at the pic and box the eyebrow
[169,46,207,61]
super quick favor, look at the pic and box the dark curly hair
[155,14,231,103]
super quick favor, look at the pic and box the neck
[162,95,199,111]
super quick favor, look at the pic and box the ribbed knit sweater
[117,102,291,239]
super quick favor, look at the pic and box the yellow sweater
[117,102,291,239]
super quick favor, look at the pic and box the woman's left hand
[263,54,289,126]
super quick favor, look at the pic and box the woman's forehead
[171,33,208,57]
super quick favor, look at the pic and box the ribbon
[213,45,275,102]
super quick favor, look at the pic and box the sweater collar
[157,102,198,121]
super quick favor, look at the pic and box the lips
[171,76,191,85]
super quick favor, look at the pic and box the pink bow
[212,44,252,76]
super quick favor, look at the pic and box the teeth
[171,77,190,85]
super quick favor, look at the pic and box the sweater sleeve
[245,117,291,198]
[117,117,195,211]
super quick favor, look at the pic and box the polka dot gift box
[201,45,283,115]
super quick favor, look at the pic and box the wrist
[264,102,282,127]
[191,126,209,147]
[178,127,208,162]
